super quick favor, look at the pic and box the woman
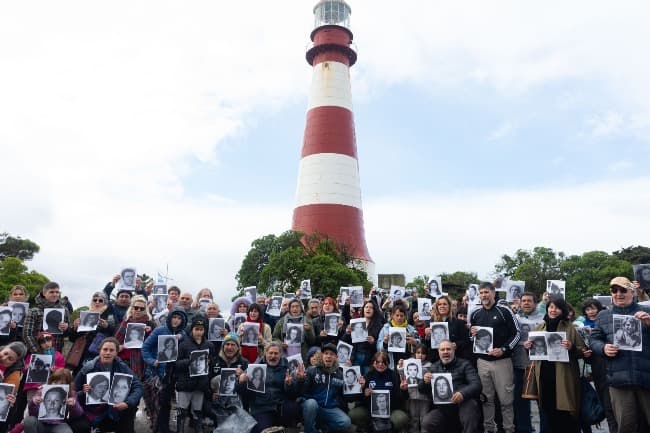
[0,341,26,433]
[426,295,471,362]
[109,375,131,404]
[248,366,265,392]
[227,297,251,332]
[191,288,214,313]
[158,337,178,362]
[272,299,315,360]
[433,375,453,402]
[237,304,271,364]
[342,300,383,375]
[376,301,418,369]
[74,338,142,433]
[68,292,116,374]
[313,297,344,347]
[114,295,155,379]
[524,296,587,433]
[348,352,408,433]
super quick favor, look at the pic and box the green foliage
[0,257,49,302]
[0,232,40,262]
[495,247,565,296]
[406,275,429,296]
[612,245,650,265]
[440,271,480,299]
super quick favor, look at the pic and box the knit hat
[223,332,240,347]
[191,315,207,330]
[306,346,320,361]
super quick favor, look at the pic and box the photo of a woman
[432,374,453,404]
[108,374,132,405]
[246,365,266,393]
[157,336,178,362]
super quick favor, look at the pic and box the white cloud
[488,121,517,142]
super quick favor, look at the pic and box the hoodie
[141,308,188,378]
[299,356,345,409]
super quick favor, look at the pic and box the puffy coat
[175,335,216,392]
[141,309,187,378]
[422,356,482,401]
[300,361,346,410]
[246,358,291,415]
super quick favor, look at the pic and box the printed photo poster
[38,384,68,420]
[633,264,650,293]
[390,285,405,301]
[219,368,237,396]
[189,349,210,376]
[388,327,407,353]
[299,279,312,300]
[325,313,340,336]
[124,323,146,349]
[613,314,642,351]
[371,390,391,418]
[118,267,137,290]
[0,308,11,336]
[349,286,364,307]
[431,373,454,404]
[517,318,542,345]
[285,323,303,346]
[266,296,283,317]
[232,313,247,332]
[337,341,353,364]
[546,332,569,362]
[244,286,257,304]
[8,302,29,327]
[430,322,449,349]
[595,295,612,308]
[350,318,368,343]
[152,294,168,314]
[42,308,65,334]
[78,311,100,332]
[154,310,169,327]
[528,331,548,360]
[339,287,350,305]
[505,280,525,302]
[418,298,432,321]
[427,277,443,297]
[473,327,494,354]
[26,354,52,384]
[403,358,423,387]
[246,364,267,393]
[342,366,362,395]
[208,318,225,342]
[546,280,566,299]
[495,277,508,292]
[157,335,178,363]
[283,292,296,300]
[466,284,481,305]
[198,297,211,312]
[286,353,304,374]
[0,384,13,422]
[241,322,260,347]
[108,373,132,405]
[152,284,167,295]
[86,372,110,404]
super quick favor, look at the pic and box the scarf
[544,315,562,332]
[241,314,264,363]
[390,318,407,328]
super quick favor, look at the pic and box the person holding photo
[207,333,248,427]
[237,303,271,364]
[312,297,344,347]
[397,344,433,433]
[377,301,418,369]
[341,300,384,374]
[23,282,70,355]
[0,342,27,431]
[114,295,155,379]
[272,299,315,360]
[425,296,471,362]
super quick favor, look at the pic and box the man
[469,282,520,433]
[207,332,248,426]
[167,286,181,306]
[307,299,321,320]
[294,343,352,433]
[511,292,543,433]
[23,282,70,354]
[406,362,419,386]
[590,276,650,433]
[343,367,362,394]
[109,289,132,324]
[177,292,196,328]
[421,339,482,433]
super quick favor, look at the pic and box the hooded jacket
[299,357,345,410]
[247,357,292,415]
[228,297,251,331]
[141,308,187,378]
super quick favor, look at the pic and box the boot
[176,408,188,433]
[191,411,203,433]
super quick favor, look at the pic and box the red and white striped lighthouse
[292,0,373,274]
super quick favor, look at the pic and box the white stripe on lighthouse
[307,61,353,111]
[295,153,362,208]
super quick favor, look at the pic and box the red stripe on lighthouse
[302,107,357,159]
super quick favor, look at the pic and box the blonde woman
[114,295,155,379]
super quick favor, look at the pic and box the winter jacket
[141,308,187,379]
[424,317,472,363]
[363,367,406,411]
[247,358,292,415]
[22,293,71,354]
[590,302,650,389]
[420,356,482,402]
[299,361,346,410]
[376,322,419,369]
[470,303,521,361]
[174,335,216,392]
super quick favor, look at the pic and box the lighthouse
[292,0,373,274]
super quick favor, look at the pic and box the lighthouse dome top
[313,0,351,30]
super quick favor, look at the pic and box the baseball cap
[609,277,633,289]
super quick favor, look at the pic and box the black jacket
[470,304,520,361]
[420,356,482,402]
[175,336,216,392]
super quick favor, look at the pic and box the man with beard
[421,340,482,433]
[23,282,71,354]
[207,333,248,427]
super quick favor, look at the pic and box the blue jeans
[302,398,351,433]
[513,367,532,433]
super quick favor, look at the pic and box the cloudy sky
[2,1,649,310]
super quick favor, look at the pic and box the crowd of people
[0,274,647,433]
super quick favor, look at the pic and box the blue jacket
[142,309,187,378]
[590,302,650,389]
[376,323,419,369]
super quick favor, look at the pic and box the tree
[439,271,480,299]
[0,257,49,301]
[0,232,40,262]
[612,245,650,265]
[406,275,429,296]
[495,247,566,298]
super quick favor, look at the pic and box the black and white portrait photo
[613,314,642,351]
[285,323,303,346]
[78,311,100,332]
[432,373,454,404]
[119,267,137,290]
[371,390,390,418]
[286,354,304,374]
[505,280,525,302]
[337,341,353,364]
[528,332,548,360]
[339,287,350,305]
[418,299,432,321]
[466,284,480,305]
[27,354,52,384]
[430,322,449,349]
[208,318,225,342]
[634,264,650,294]
[390,285,405,301]
[428,277,443,297]
[86,372,110,404]
[0,308,11,336]
[219,368,237,396]
[403,358,422,387]
[246,364,267,393]
[388,327,407,353]
[157,335,178,363]
[232,313,247,332]
[189,349,209,376]
[42,308,65,335]
[349,286,364,307]
[152,284,167,295]
[244,286,257,304]
[266,296,282,317]
[124,323,146,349]
[154,310,169,327]
[546,280,566,299]
[108,373,132,405]
[595,295,613,308]
[325,313,340,336]
[0,384,13,422]
[350,318,368,343]
[342,366,362,395]
[38,384,68,420]
[517,318,541,345]
[299,279,312,300]
[198,297,211,312]
[8,302,29,328]
[241,322,259,347]
[546,332,569,362]
[152,294,168,314]
[473,327,493,354]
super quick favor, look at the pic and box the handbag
[521,362,538,399]
[580,376,605,425]
[66,335,87,368]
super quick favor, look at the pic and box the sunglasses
[38,336,53,343]
[133,306,146,311]
[610,286,629,294]
[92,298,104,303]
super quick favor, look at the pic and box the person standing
[23,283,70,355]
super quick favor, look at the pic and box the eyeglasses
[92,298,104,303]
[133,306,146,311]
[610,286,629,294]
[38,336,53,343]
